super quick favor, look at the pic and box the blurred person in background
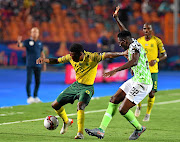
[135,23,167,121]
[97,31,112,82]
[17,27,46,104]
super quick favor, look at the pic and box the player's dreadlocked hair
[70,43,84,53]
[117,30,131,39]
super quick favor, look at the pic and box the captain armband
[49,58,59,64]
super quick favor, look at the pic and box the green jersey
[128,38,153,85]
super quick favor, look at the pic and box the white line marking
[0,106,13,109]
[0,99,180,126]
[0,112,24,116]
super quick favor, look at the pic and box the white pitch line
[0,99,180,126]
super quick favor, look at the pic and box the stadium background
[0,0,180,107]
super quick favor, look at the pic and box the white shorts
[120,79,153,104]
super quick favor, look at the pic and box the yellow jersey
[137,36,166,73]
[58,51,105,85]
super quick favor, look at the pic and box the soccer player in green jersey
[36,43,128,139]
[85,6,153,140]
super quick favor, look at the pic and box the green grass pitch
[0,89,180,142]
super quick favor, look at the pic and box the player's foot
[75,132,84,139]
[129,126,146,140]
[85,128,104,139]
[135,106,141,117]
[143,114,150,121]
[60,118,73,134]
[27,97,35,104]
[34,97,42,103]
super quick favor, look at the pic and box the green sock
[123,110,142,130]
[99,102,118,131]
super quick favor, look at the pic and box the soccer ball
[44,115,59,130]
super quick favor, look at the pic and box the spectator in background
[97,31,112,82]
[17,27,46,104]
[141,0,152,14]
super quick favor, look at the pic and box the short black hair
[117,30,131,39]
[70,43,84,53]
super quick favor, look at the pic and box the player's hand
[103,70,116,78]
[113,6,120,18]
[149,60,157,66]
[17,36,22,43]
[36,57,45,64]
[123,50,128,59]
[42,63,47,71]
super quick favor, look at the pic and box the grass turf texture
[0,89,180,142]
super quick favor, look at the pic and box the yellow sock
[137,102,142,108]
[146,96,155,114]
[55,107,68,123]
[77,110,84,134]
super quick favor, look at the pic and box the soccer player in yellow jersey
[36,43,127,139]
[135,23,167,121]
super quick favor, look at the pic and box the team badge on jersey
[29,41,34,46]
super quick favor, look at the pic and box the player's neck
[145,35,152,41]
[31,37,38,41]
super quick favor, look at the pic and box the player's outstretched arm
[36,57,59,64]
[104,50,128,59]
[113,6,128,32]
[103,52,139,77]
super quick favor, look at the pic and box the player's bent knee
[149,90,155,98]
[119,105,128,115]
[51,100,61,110]
[110,96,117,103]
[77,102,86,110]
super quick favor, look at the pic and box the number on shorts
[129,87,139,96]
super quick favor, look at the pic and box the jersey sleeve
[156,37,166,53]
[91,52,105,63]
[40,42,43,52]
[22,40,28,48]
[57,54,71,63]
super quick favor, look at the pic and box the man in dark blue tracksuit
[17,27,46,104]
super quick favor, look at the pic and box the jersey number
[129,87,139,96]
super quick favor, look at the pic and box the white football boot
[75,132,84,139]
[135,106,141,117]
[60,118,73,134]
[143,114,150,121]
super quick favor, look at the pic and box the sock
[123,110,142,130]
[77,110,84,134]
[137,102,142,108]
[99,102,118,131]
[146,96,155,115]
[55,107,68,123]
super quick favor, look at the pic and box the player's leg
[119,98,146,140]
[99,88,125,131]
[85,87,126,139]
[51,83,78,134]
[26,66,34,104]
[144,73,157,121]
[75,85,94,139]
[51,100,73,134]
[33,67,42,103]
[123,82,152,140]
[135,102,142,117]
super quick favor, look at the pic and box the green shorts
[56,81,94,106]
[151,73,158,92]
